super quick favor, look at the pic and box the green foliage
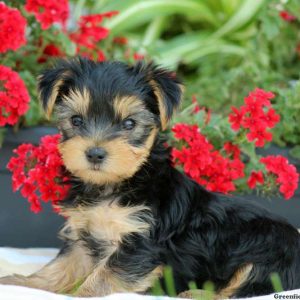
[272,82,300,149]
[0,128,6,146]
[98,0,267,69]
[151,266,216,298]
[95,0,300,149]
[163,266,177,297]
[270,273,284,293]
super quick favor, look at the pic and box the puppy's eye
[122,118,136,130]
[71,115,83,127]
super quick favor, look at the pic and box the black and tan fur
[1,57,300,298]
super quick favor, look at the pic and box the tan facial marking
[61,87,91,116]
[58,128,158,185]
[149,79,183,130]
[149,80,169,130]
[217,264,253,298]
[113,96,145,120]
[39,77,65,119]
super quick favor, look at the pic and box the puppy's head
[38,57,183,185]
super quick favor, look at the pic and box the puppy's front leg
[0,242,93,293]
[75,239,163,297]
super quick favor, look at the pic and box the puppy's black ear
[136,62,184,130]
[38,65,68,119]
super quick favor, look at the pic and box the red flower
[247,171,264,189]
[0,65,30,126]
[0,3,27,53]
[241,115,264,130]
[172,123,245,194]
[80,50,106,62]
[279,11,296,22]
[133,52,145,61]
[260,155,299,200]
[246,127,273,147]
[113,36,128,45]
[70,11,118,60]
[192,95,201,113]
[71,12,118,48]
[25,0,69,30]
[244,97,264,117]
[247,88,274,107]
[7,134,70,213]
[263,108,280,128]
[38,44,63,63]
[229,88,279,147]
[229,106,245,131]
[224,142,241,160]
[191,95,211,123]
[97,50,106,62]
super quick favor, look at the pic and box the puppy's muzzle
[85,147,107,164]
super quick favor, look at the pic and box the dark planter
[0,126,64,248]
[248,194,300,228]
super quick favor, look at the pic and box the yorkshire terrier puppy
[1,57,300,298]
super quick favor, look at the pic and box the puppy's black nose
[85,147,107,164]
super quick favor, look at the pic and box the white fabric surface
[0,247,300,299]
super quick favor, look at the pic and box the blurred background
[0,0,299,247]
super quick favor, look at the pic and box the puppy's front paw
[74,286,109,297]
[0,275,27,286]
[74,279,113,297]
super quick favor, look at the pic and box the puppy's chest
[60,200,152,254]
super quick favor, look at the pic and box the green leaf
[213,0,266,38]
[270,273,283,293]
[151,279,164,296]
[163,266,176,297]
[153,32,212,67]
[154,33,246,67]
[0,128,6,148]
[289,145,300,160]
[55,32,76,56]
[261,14,280,40]
[142,16,167,47]
[184,41,246,64]
[92,0,140,13]
[106,0,217,34]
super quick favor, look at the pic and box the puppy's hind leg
[216,264,253,299]
[0,242,93,294]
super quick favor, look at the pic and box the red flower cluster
[38,44,63,63]
[172,124,245,193]
[7,134,70,213]
[0,65,30,126]
[229,88,280,147]
[279,11,296,22]
[247,171,264,189]
[0,3,27,53]
[260,155,299,200]
[70,11,118,61]
[25,0,69,30]
[223,142,241,160]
